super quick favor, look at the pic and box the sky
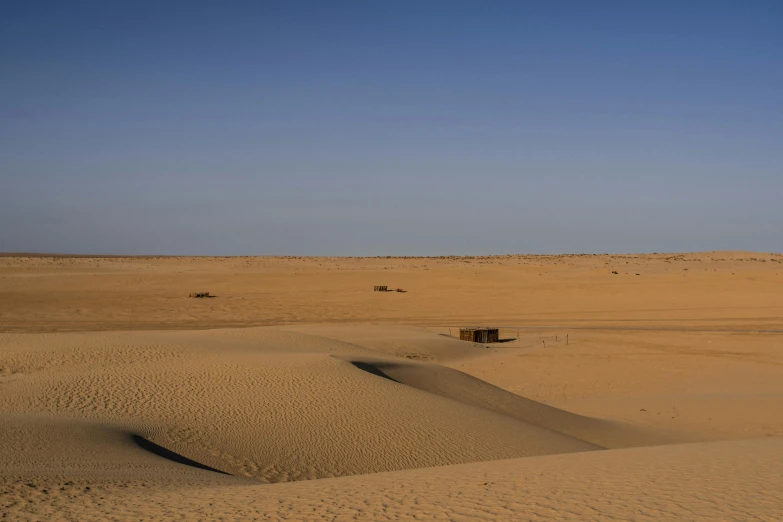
[1,1,781,255]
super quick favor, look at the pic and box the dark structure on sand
[459,327,500,343]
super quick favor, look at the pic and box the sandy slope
[1,253,782,520]
[4,439,781,521]
[0,329,601,484]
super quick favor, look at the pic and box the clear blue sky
[1,1,781,255]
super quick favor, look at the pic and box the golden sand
[1,252,782,520]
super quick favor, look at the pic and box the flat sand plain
[1,252,782,520]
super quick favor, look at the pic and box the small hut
[459,327,500,343]
[373,286,388,292]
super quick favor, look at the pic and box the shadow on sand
[132,435,230,475]
[349,361,400,383]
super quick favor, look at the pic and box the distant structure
[373,286,388,292]
[459,327,499,343]
[189,292,211,298]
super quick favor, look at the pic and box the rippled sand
[1,252,782,520]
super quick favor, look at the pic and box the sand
[1,252,782,520]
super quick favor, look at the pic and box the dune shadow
[132,435,230,475]
[349,361,400,383]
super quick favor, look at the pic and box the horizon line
[1,250,780,259]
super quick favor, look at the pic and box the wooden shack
[459,327,499,343]
[189,292,210,298]
[373,286,388,292]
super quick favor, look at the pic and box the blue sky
[1,1,781,255]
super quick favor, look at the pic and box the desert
[4,1,782,519]
[1,252,782,520]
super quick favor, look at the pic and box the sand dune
[5,439,780,521]
[0,413,239,481]
[1,253,782,520]
[0,329,602,485]
[343,357,669,449]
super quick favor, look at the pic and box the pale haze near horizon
[1,1,781,256]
